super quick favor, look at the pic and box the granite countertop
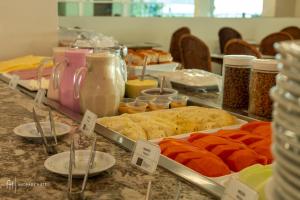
[0,81,216,200]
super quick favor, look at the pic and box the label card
[131,140,161,174]
[8,75,20,90]
[34,89,46,106]
[222,178,258,200]
[80,110,97,136]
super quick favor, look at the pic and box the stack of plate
[268,41,300,200]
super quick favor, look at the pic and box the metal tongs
[145,181,152,200]
[68,136,97,200]
[33,107,58,155]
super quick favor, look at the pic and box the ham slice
[9,67,53,80]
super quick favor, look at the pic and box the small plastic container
[141,88,178,99]
[249,59,278,118]
[169,95,189,108]
[127,102,148,113]
[222,55,255,109]
[149,99,171,111]
[118,98,135,114]
[136,96,157,105]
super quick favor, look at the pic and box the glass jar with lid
[249,59,278,118]
[222,55,256,109]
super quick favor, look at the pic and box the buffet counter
[0,81,215,199]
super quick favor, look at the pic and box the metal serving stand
[0,74,266,199]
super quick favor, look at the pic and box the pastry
[98,106,237,140]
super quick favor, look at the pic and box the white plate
[273,118,300,149]
[273,168,298,200]
[273,103,300,134]
[44,150,116,178]
[264,177,278,200]
[273,145,300,177]
[270,87,300,113]
[14,122,71,139]
[152,69,221,90]
[129,62,178,75]
[276,74,300,97]
[275,163,300,189]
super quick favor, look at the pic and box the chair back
[179,34,211,72]
[260,32,293,56]
[169,27,191,62]
[281,26,300,39]
[218,27,242,54]
[224,39,262,58]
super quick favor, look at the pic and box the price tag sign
[34,89,46,105]
[8,75,20,90]
[222,178,258,200]
[80,110,97,136]
[131,140,161,174]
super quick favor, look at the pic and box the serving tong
[32,107,58,155]
[68,137,97,200]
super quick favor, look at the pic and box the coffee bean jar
[222,55,256,109]
[249,59,278,118]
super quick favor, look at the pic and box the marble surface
[0,81,216,200]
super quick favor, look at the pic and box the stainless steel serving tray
[0,74,263,199]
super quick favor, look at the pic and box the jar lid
[252,59,278,72]
[224,55,256,66]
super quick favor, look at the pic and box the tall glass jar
[249,59,278,118]
[222,55,255,109]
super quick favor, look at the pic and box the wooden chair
[224,39,262,58]
[169,27,191,63]
[179,34,211,72]
[218,27,242,54]
[281,26,300,39]
[260,32,293,56]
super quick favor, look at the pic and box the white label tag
[8,75,20,89]
[131,140,161,174]
[80,110,97,136]
[222,178,258,200]
[34,89,46,105]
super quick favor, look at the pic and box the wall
[275,0,296,17]
[59,16,300,53]
[0,0,58,60]
[262,0,277,17]
[295,0,300,17]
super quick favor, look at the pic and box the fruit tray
[151,121,272,186]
